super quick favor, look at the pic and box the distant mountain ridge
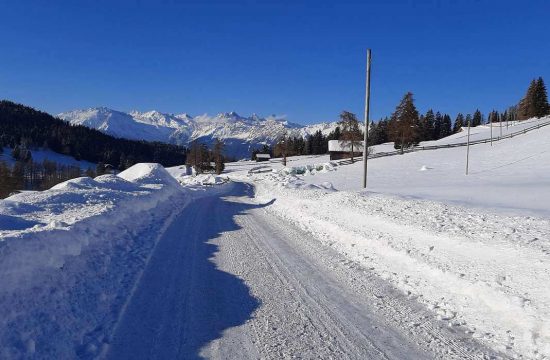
[58,108,340,158]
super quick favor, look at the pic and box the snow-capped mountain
[58,108,340,158]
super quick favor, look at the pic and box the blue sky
[1,0,549,124]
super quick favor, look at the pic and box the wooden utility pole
[362,49,372,189]
[466,119,471,175]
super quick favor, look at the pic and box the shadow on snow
[106,182,267,360]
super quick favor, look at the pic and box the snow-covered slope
[58,108,339,158]
[227,116,550,358]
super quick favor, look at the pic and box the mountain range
[58,108,340,158]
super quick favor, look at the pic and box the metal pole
[499,112,502,138]
[362,49,372,189]
[489,113,494,146]
[466,119,471,175]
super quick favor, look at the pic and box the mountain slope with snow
[58,108,339,158]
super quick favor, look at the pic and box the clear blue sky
[1,0,549,124]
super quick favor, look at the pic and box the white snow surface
[1,147,96,170]
[0,163,191,357]
[225,116,550,359]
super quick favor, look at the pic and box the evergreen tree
[420,110,435,141]
[433,112,443,140]
[518,79,537,120]
[534,77,550,117]
[389,92,420,153]
[453,113,465,133]
[518,77,549,119]
[369,118,389,145]
[472,110,482,127]
[440,114,452,138]
[327,126,341,141]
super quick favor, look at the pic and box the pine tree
[433,112,443,140]
[389,92,419,153]
[518,79,537,120]
[440,114,452,138]
[453,113,465,133]
[534,77,550,117]
[472,110,482,127]
[518,77,549,119]
[420,110,435,141]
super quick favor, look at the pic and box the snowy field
[230,116,550,216]
[224,116,550,358]
[0,117,548,359]
[0,147,96,170]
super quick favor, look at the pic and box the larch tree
[337,111,362,163]
[213,138,225,175]
[389,92,420,154]
[274,132,289,166]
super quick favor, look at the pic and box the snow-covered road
[104,182,497,359]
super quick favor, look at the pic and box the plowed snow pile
[236,117,550,359]
[0,163,187,358]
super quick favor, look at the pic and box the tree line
[0,156,95,198]
[0,100,187,170]
[185,138,226,174]
[256,77,549,158]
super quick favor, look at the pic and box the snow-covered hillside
[228,116,550,358]
[58,107,339,158]
[1,147,95,170]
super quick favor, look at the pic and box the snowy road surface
[104,182,497,359]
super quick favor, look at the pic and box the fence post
[466,119,471,175]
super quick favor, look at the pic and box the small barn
[328,140,365,160]
[255,153,271,162]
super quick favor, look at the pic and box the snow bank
[0,163,187,358]
[279,162,337,176]
[252,181,550,358]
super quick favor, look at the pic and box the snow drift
[0,163,187,358]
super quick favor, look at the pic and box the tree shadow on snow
[106,182,268,360]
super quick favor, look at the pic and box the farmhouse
[328,140,365,160]
[255,153,271,162]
